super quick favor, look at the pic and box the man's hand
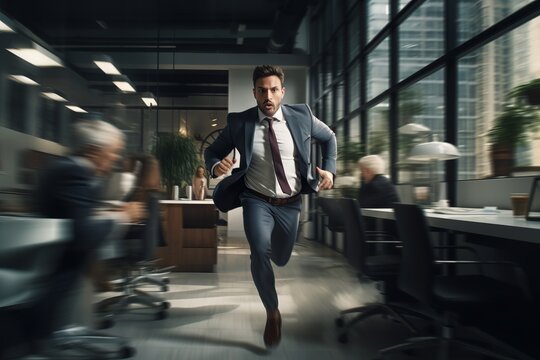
[122,201,146,223]
[317,167,334,190]
[214,157,236,177]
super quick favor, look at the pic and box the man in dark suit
[35,119,145,337]
[205,65,337,348]
[357,154,400,208]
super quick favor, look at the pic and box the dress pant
[241,191,302,311]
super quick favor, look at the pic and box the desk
[156,200,217,272]
[361,208,540,245]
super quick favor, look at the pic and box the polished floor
[89,235,523,360]
[11,234,530,360]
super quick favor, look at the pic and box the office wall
[226,67,308,237]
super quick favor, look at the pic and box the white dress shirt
[244,107,301,198]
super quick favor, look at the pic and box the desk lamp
[408,135,460,205]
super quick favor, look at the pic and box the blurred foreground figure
[33,119,145,340]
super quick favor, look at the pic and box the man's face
[89,138,124,176]
[253,75,285,117]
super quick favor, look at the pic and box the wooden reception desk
[156,200,217,272]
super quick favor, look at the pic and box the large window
[399,0,444,81]
[309,0,540,191]
[367,37,390,100]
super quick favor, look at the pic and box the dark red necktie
[266,117,292,195]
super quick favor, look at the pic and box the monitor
[526,177,540,221]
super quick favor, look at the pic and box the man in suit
[357,154,400,208]
[35,119,145,337]
[205,65,337,348]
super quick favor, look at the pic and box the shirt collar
[257,107,284,123]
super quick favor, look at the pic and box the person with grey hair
[33,119,145,341]
[357,154,400,208]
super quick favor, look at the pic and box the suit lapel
[244,107,258,165]
[282,106,306,161]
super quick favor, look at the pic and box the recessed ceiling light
[7,47,63,67]
[94,60,121,75]
[42,92,67,102]
[211,123,218,127]
[65,105,87,113]
[8,75,39,85]
[0,19,14,32]
[113,81,136,93]
[141,97,157,107]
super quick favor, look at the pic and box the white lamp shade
[398,123,431,135]
[409,141,460,161]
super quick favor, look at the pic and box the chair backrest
[140,192,160,259]
[123,192,160,262]
[318,197,345,232]
[392,203,434,305]
[338,198,369,271]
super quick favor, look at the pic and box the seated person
[357,155,400,238]
[34,119,145,338]
[357,155,400,208]
[192,165,209,200]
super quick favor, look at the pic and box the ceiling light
[0,19,14,32]
[211,123,218,127]
[65,105,87,113]
[141,97,157,107]
[7,43,63,67]
[94,60,121,75]
[113,79,136,93]
[8,75,39,85]
[42,92,67,102]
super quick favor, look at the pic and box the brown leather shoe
[264,309,281,348]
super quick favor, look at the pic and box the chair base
[336,302,424,343]
[379,329,535,360]
[30,325,135,359]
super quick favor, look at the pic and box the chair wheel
[97,316,115,329]
[338,333,349,344]
[155,310,168,320]
[335,317,345,327]
[120,346,136,358]
[161,285,169,292]
[160,301,170,310]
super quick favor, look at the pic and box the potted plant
[509,78,540,106]
[488,102,540,176]
[153,133,199,198]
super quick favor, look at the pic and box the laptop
[526,177,540,221]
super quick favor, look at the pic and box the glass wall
[309,0,540,188]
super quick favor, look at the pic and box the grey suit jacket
[204,104,337,212]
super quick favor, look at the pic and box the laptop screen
[526,177,540,220]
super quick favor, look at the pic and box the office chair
[0,216,135,359]
[379,203,533,360]
[95,193,170,323]
[334,198,423,344]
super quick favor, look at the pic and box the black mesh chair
[379,203,533,360]
[335,198,423,344]
[96,193,170,323]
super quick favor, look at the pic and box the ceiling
[0,0,313,106]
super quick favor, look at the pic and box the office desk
[156,200,217,272]
[361,208,540,245]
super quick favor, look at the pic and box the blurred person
[357,154,400,208]
[192,165,209,200]
[33,119,145,339]
[205,65,336,348]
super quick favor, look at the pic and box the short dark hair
[252,65,285,87]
